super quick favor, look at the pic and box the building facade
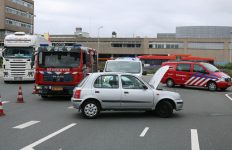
[50,26,232,64]
[0,0,34,39]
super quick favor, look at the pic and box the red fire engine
[33,45,98,98]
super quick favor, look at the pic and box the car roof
[90,72,139,77]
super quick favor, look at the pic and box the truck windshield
[3,47,33,58]
[201,62,219,72]
[105,61,141,73]
[39,52,80,68]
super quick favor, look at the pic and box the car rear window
[77,75,90,87]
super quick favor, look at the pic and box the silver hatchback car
[71,66,183,119]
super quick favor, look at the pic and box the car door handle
[124,91,129,94]
[95,91,100,93]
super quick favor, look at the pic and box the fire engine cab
[33,45,98,98]
[161,61,232,91]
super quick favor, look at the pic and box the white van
[104,57,145,77]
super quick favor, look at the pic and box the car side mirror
[142,71,147,75]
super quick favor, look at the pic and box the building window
[6,7,33,19]
[5,18,32,30]
[187,42,224,50]
[10,0,33,9]
[149,42,183,49]
[111,43,141,48]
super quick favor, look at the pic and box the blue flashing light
[40,44,49,47]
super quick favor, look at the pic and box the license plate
[14,77,22,81]
[51,87,63,91]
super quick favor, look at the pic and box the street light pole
[230,31,232,63]
[97,26,103,52]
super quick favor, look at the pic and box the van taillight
[74,90,81,99]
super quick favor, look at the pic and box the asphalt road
[1,76,232,150]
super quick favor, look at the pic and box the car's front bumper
[175,99,183,111]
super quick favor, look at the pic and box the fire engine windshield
[105,61,141,73]
[3,47,33,58]
[39,52,80,68]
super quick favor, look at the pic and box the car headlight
[36,85,42,90]
[219,77,226,82]
[3,72,8,76]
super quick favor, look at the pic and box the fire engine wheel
[81,101,100,119]
[166,79,175,87]
[207,81,217,91]
[155,101,173,118]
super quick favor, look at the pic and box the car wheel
[207,81,217,91]
[81,101,100,119]
[166,79,174,87]
[155,101,173,118]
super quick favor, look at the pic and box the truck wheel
[155,101,173,118]
[166,79,174,87]
[81,101,100,119]
[207,81,217,91]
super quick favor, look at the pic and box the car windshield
[201,62,219,72]
[39,52,80,68]
[105,61,141,73]
[3,47,33,58]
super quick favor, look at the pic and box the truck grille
[43,74,73,82]
[10,62,27,76]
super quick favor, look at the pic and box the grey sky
[34,0,232,37]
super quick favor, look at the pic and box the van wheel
[208,81,217,91]
[166,79,174,87]
[81,101,100,119]
[155,101,173,118]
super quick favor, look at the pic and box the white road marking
[225,94,232,101]
[191,129,200,150]
[2,101,9,104]
[13,121,40,129]
[20,123,77,150]
[140,127,149,137]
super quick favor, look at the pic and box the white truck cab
[2,32,51,82]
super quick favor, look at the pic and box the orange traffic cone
[17,85,24,103]
[0,95,5,116]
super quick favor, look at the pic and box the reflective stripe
[184,77,195,85]
[199,78,210,86]
[64,72,70,74]
[194,78,205,86]
[39,71,44,74]
[47,72,52,74]
[189,77,200,85]
[72,72,78,75]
